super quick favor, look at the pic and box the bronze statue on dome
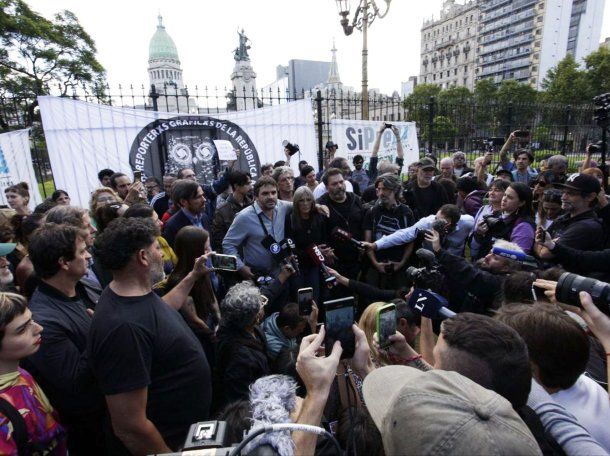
[233,29,251,61]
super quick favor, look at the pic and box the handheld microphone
[279,238,300,274]
[306,245,337,288]
[408,288,455,320]
[331,227,365,250]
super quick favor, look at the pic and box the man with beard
[88,217,213,454]
[24,224,106,455]
[403,157,450,220]
[363,173,414,288]
[318,168,365,280]
[223,176,293,280]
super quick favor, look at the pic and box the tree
[540,54,592,104]
[584,47,610,97]
[474,79,497,104]
[0,0,106,128]
[404,84,442,146]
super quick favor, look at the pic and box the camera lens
[556,272,610,315]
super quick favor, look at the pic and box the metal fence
[0,82,603,197]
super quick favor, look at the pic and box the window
[454,68,458,75]
[446,70,450,76]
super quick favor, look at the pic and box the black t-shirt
[405,181,449,220]
[364,203,414,262]
[88,287,211,450]
[548,210,604,252]
[318,193,365,262]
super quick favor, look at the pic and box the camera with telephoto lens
[556,272,610,316]
[282,140,300,156]
[405,249,445,291]
[482,214,506,237]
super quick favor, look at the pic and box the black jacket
[163,209,210,248]
[317,192,365,263]
[436,249,503,314]
[215,325,270,408]
[210,194,252,252]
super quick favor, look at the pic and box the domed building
[147,14,196,113]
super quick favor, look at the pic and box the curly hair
[89,187,121,217]
[220,281,261,329]
[94,217,159,271]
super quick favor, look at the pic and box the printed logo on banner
[129,116,260,183]
[0,146,13,189]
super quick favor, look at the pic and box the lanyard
[254,207,275,241]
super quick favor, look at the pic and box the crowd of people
[0,124,609,455]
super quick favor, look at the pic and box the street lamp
[335,0,392,120]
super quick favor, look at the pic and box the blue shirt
[182,208,204,229]
[222,200,293,274]
[375,214,474,257]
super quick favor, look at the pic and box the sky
[25,0,610,95]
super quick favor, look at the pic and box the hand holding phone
[210,254,238,271]
[324,297,355,359]
[298,287,314,315]
[134,170,142,182]
[376,304,396,349]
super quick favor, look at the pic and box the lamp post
[335,0,391,120]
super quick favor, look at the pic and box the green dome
[149,15,179,61]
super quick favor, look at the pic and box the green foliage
[584,47,610,96]
[0,0,106,128]
[541,54,591,104]
[431,115,457,143]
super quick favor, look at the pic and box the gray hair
[45,205,87,228]
[440,157,454,167]
[377,159,399,175]
[271,166,294,183]
[547,155,568,167]
[453,151,465,159]
[220,281,261,328]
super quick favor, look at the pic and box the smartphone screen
[298,287,313,315]
[324,297,355,359]
[210,254,237,271]
[134,170,142,182]
[377,304,396,348]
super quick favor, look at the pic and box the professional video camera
[557,272,610,316]
[405,248,445,290]
[282,140,300,156]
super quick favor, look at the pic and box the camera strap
[253,207,276,241]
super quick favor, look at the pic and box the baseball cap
[0,243,16,257]
[363,366,540,455]
[325,140,338,149]
[556,173,601,194]
[416,157,436,170]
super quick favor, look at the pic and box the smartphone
[324,297,355,359]
[376,303,396,349]
[514,130,530,138]
[384,123,393,130]
[536,227,548,244]
[298,287,314,315]
[210,254,238,271]
[134,170,142,182]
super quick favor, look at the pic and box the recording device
[593,93,610,127]
[491,246,538,270]
[324,297,356,359]
[242,375,299,456]
[331,227,365,250]
[376,303,396,348]
[535,226,548,244]
[405,248,444,290]
[282,140,300,156]
[183,420,228,450]
[298,287,314,315]
[384,123,393,130]
[133,170,142,182]
[262,237,300,274]
[475,137,505,152]
[514,130,530,138]
[482,213,506,237]
[306,245,337,288]
[210,254,238,272]
[556,272,610,316]
[588,141,603,154]
[408,288,456,320]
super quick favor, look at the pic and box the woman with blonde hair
[88,187,121,223]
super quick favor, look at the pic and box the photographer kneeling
[427,230,534,314]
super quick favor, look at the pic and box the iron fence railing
[0,83,604,197]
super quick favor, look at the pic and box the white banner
[0,129,43,208]
[38,96,317,208]
[330,119,419,171]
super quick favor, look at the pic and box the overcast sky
[25,0,610,95]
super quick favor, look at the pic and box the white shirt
[551,374,610,452]
[313,180,354,199]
